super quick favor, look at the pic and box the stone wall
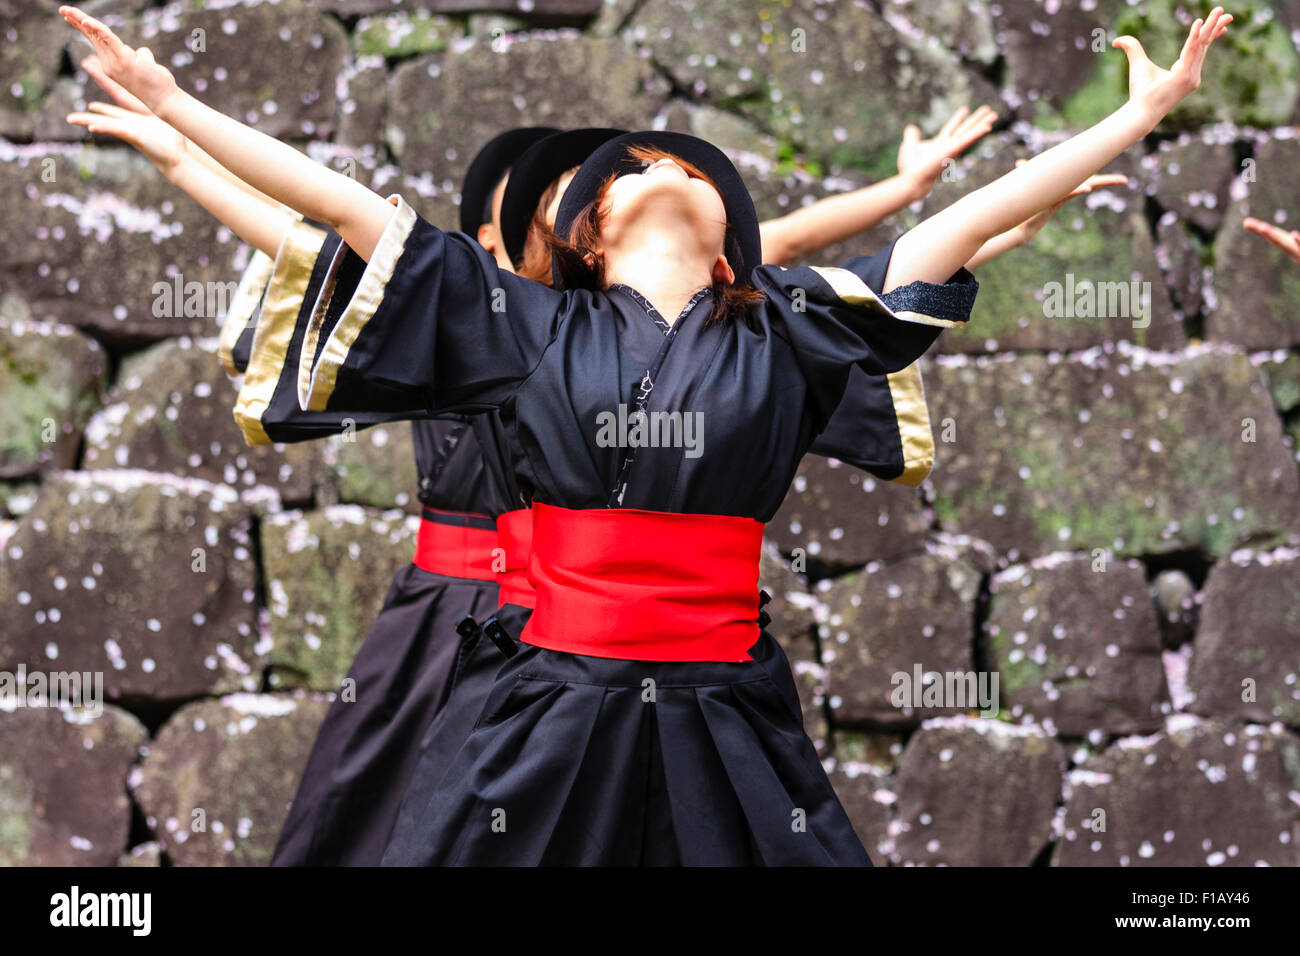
[1,0,1298,866]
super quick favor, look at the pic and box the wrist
[1126,94,1169,137]
[161,149,192,183]
[899,168,932,203]
[151,85,184,125]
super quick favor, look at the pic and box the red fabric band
[495,507,536,609]
[520,502,763,662]
[412,508,500,582]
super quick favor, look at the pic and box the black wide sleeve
[804,237,966,486]
[755,236,976,440]
[295,194,566,418]
[226,217,425,445]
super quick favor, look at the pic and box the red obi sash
[412,507,499,582]
[520,503,764,662]
[495,507,537,609]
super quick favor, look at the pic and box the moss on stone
[354,11,459,59]
[987,621,1044,695]
[1117,0,1297,130]
[0,765,32,867]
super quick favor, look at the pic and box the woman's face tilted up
[595,153,733,285]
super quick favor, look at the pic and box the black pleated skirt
[270,564,502,866]
[381,623,871,867]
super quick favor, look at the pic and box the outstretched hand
[61,5,392,262]
[59,6,179,114]
[1114,6,1232,122]
[897,105,999,193]
[81,54,152,116]
[66,101,187,172]
[1244,217,1300,264]
[71,51,188,172]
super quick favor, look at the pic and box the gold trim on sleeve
[218,249,274,375]
[808,266,967,328]
[231,218,328,446]
[298,194,418,412]
[884,363,934,487]
[219,206,307,375]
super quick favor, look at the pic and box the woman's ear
[711,254,735,286]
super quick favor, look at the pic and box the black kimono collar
[608,283,712,334]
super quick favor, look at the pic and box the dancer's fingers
[938,106,969,139]
[82,60,151,113]
[1112,35,1149,67]
[1205,7,1228,39]
[956,107,995,140]
[86,101,131,118]
[66,111,127,139]
[1246,218,1285,241]
[1075,174,1128,195]
[953,123,988,152]
[62,7,131,68]
[974,106,999,131]
[1243,219,1300,256]
[1179,18,1207,72]
[1208,10,1232,44]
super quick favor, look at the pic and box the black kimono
[285,194,976,866]
[224,205,949,865]
[219,219,523,866]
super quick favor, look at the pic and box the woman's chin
[610,193,716,238]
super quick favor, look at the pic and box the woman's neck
[603,233,714,325]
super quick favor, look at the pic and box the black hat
[499,127,627,267]
[553,130,762,286]
[458,126,560,234]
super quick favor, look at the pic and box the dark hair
[540,145,765,324]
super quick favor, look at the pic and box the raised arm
[964,169,1130,270]
[759,106,997,266]
[60,5,393,262]
[883,7,1232,292]
[78,53,284,213]
[66,98,293,256]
